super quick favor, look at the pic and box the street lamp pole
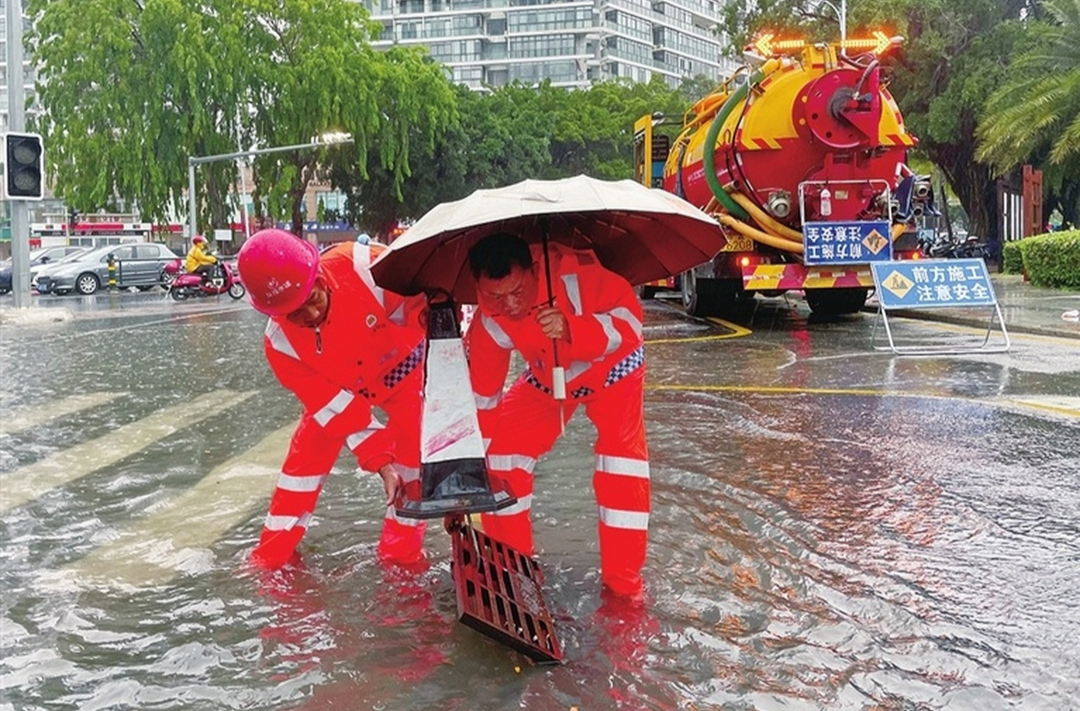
[186,135,354,241]
[819,0,847,44]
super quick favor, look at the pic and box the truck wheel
[805,287,868,315]
[682,271,741,317]
[635,285,658,300]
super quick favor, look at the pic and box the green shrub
[1002,240,1024,274]
[1021,231,1080,289]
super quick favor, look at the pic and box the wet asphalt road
[1,289,1078,710]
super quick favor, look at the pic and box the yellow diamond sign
[863,229,889,255]
[881,270,914,299]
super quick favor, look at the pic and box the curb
[862,305,1080,341]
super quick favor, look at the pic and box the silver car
[0,246,86,294]
[36,243,182,296]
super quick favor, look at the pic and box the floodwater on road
[1,293,1078,710]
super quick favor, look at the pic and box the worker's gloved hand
[376,463,404,507]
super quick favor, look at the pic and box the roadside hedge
[1008,231,1080,289]
[1002,240,1024,274]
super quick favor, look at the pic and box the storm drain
[449,519,563,664]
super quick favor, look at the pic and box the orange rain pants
[479,366,649,597]
[252,366,426,568]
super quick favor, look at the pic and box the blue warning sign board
[871,258,996,309]
[803,221,893,265]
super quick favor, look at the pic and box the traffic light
[3,132,45,200]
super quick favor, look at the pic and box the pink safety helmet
[192,235,206,244]
[238,229,320,316]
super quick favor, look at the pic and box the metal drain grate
[449,519,563,664]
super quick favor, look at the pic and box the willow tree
[28,0,249,228]
[240,0,457,236]
[28,0,456,236]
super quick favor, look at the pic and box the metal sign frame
[869,258,1011,355]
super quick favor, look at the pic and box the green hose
[702,66,771,222]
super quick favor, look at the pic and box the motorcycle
[917,231,991,260]
[169,259,246,301]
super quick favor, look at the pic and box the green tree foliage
[327,81,555,238]
[334,76,693,237]
[27,0,456,236]
[976,0,1080,224]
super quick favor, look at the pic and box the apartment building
[1,0,36,135]
[361,0,737,90]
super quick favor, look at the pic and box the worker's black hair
[468,232,533,279]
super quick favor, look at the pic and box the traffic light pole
[6,0,30,309]
[187,136,353,241]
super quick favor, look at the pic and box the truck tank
[640,34,935,316]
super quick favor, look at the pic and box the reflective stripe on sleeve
[276,473,327,493]
[264,512,313,532]
[596,454,650,479]
[562,273,583,315]
[352,243,384,308]
[609,306,643,338]
[488,494,532,517]
[313,389,355,427]
[480,314,514,349]
[565,360,591,382]
[598,507,649,530]
[265,320,299,359]
[345,419,386,451]
[474,392,502,411]
[487,453,537,474]
[593,313,623,355]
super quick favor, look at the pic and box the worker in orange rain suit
[465,232,650,598]
[237,228,427,569]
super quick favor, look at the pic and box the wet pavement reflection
[1,291,1078,710]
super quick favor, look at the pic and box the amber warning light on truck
[749,30,902,58]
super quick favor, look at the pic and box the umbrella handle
[551,366,566,401]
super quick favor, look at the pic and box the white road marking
[63,424,294,587]
[0,392,126,436]
[0,391,255,514]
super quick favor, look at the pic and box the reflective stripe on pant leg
[586,368,650,596]
[253,416,341,569]
[479,378,571,556]
[376,367,426,564]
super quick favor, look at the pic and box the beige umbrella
[370,174,728,303]
[371,174,728,402]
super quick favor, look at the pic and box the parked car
[30,248,95,292]
[35,243,183,296]
[0,246,86,294]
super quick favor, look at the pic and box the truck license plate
[720,235,755,252]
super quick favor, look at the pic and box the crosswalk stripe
[63,424,294,587]
[0,392,126,436]
[0,391,256,514]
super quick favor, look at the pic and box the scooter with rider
[170,235,246,301]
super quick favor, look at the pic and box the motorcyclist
[185,235,219,285]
